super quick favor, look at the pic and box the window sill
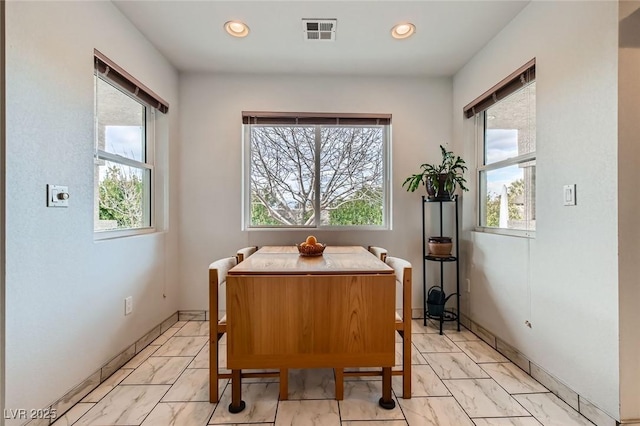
[245,226,390,232]
[473,226,535,239]
[94,227,157,241]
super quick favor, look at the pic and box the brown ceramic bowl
[428,236,452,243]
[428,238,452,256]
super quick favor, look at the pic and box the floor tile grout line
[448,390,477,425]
[79,368,135,405]
[207,380,228,425]
[349,322,554,423]
[471,368,538,421]
[441,375,535,421]
[391,386,409,423]
[333,370,342,425]
[476,331,585,416]
[135,377,175,426]
[440,377,475,420]
[510,391,553,396]
[67,319,186,426]
[273,385,281,424]
[474,351,595,424]
[477,360,548,395]
[79,333,198,423]
[63,319,589,426]
[513,394,597,426]
[467,415,537,418]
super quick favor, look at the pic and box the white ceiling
[114,0,529,77]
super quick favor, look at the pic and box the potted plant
[402,145,469,200]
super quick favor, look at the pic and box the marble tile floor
[52,319,596,426]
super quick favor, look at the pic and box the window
[243,112,391,229]
[465,60,536,234]
[93,50,168,234]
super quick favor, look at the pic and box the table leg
[279,368,288,400]
[228,369,246,413]
[334,368,344,400]
[378,367,396,409]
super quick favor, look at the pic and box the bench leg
[228,369,246,413]
[379,367,396,409]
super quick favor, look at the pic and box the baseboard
[458,312,619,426]
[31,308,619,425]
[178,309,208,321]
[24,311,179,426]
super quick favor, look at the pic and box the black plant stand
[422,195,461,335]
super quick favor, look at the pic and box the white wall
[5,2,179,421]
[178,73,452,312]
[453,1,619,419]
[1,1,5,422]
[618,2,640,422]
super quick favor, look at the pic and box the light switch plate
[563,184,576,206]
[47,184,69,207]
[125,296,133,316]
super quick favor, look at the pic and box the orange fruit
[306,235,317,245]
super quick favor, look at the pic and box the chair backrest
[209,257,237,321]
[385,256,412,320]
[368,246,388,262]
[236,246,258,263]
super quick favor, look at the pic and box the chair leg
[210,337,219,402]
[403,333,412,398]
[279,368,289,400]
[334,368,344,400]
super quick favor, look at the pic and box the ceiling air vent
[302,19,337,41]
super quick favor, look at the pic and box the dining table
[224,245,397,413]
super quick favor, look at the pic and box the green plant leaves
[402,145,468,193]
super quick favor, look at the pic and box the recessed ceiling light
[224,21,250,38]
[391,23,415,40]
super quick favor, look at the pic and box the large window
[93,50,168,234]
[466,60,536,234]
[243,112,391,229]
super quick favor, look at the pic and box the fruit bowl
[296,242,326,257]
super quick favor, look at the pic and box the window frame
[242,122,392,230]
[93,73,156,239]
[474,112,536,238]
[473,76,536,238]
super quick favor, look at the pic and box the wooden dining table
[225,245,396,412]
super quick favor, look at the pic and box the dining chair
[209,256,283,404]
[334,256,412,399]
[368,246,388,262]
[236,246,258,263]
[386,256,412,398]
[209,257,237,403]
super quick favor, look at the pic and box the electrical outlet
[125,296,133,316]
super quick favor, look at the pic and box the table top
[229,245,393,275]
